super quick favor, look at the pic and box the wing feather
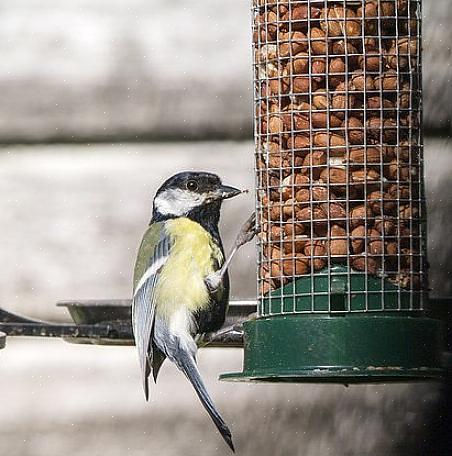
[132,225,172,400]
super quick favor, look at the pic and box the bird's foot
[247,311,258,321]
[205,272,222,293]
[234,212,257,248]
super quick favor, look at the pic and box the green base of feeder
[220,315,445,383]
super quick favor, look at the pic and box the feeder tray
[58,299,131,325]
[58,300,255,328]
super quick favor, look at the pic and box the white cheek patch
[154,188,206,216]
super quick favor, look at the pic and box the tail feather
[151,346,166,383]
[178,352,235,452]
[144,360,150,401]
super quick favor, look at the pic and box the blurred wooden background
[0,0,449,143]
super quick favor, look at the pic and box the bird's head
[152,171,244,220]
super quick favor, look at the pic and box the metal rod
[0,300,257,347]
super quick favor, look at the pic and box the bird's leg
[205,212,256,293]
[197,311,259,347]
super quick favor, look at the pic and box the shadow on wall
[425,138,452,298]
[427,171,452,297]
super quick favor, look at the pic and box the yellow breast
[154,218,223,321]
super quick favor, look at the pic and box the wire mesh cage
[221,0,444,383]
[253,0,425,315]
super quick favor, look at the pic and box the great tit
[132,171,255,452]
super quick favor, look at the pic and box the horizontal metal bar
[0,320,131,342]
[0,300,257,348]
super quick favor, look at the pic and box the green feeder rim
[220,314,445,383]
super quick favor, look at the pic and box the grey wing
[132,231,172,400]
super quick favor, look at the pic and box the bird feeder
[221,0,445,382]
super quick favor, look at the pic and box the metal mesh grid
[253,0,426,315]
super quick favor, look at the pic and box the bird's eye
[186,180,198,191]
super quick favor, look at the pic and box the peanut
[351,225,366,253]
[309,27,329,55]
[320,6,360,37]
[349,204,373,229]
[304,240,327,271]
[282,253,310,276]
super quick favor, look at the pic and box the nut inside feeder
[221,0,444,383]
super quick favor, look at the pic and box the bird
[132,171,256,452]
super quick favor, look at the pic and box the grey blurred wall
[0,0,450,143]
[0,2,451,456]
[0,0,252,142]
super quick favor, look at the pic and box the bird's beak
[218,185,244,200]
